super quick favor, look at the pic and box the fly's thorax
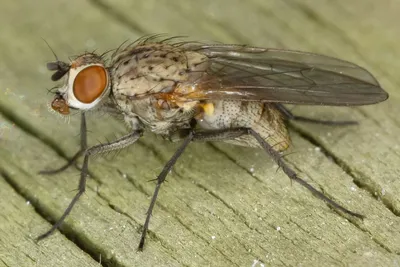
[111,43,209,98]
[47,53,111,115]
[110,43,209,134]
[196,100,290,150]
[115,93,199,135]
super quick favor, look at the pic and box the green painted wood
[0,0,399,266]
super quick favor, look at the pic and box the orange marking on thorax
[154,83,210,118]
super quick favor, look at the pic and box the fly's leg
[193,127,363,217]
[36,130,142,241]
[138,128,247,250]
[138,132,193,251]
[137,127,362,250]
[275,104,358,126]
[172,128,363,219]
[39,113,88,175]
[247,128,364,219]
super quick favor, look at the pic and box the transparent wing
[180,44,388,106]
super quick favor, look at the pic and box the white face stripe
[58,63,110,110]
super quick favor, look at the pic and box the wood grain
[0,0,399,266]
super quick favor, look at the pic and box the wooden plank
[0,160,100,267]
[0,0,399,266]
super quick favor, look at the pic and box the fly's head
[47,53,111,115]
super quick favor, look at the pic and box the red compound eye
[73,65,107,103]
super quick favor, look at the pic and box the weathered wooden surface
[0,0,399,266]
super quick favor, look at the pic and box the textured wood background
[0,0,399,266]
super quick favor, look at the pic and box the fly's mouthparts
[51,95,69,115]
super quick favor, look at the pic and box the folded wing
[181,44,388,106]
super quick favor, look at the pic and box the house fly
[39,35,388,250]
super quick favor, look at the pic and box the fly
[39,35,389,250]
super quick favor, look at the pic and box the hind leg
[275,104,358,126]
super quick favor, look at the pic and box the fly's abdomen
[196,100,290,151]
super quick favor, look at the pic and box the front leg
[36,130,142,241]
[39,112,88,175]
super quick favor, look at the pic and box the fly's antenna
[41,37,60,63]
[41,37,70,81]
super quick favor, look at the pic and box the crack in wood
[120,169,240,267]
[89,0,147,34]
[0,170,107,267]
[291,123,400,218]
